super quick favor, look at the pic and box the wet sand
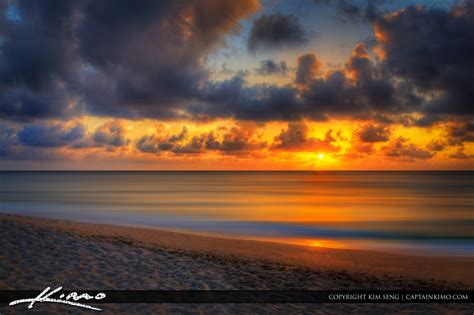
[0,213,472,314]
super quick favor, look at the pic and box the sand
[0,213,472,314]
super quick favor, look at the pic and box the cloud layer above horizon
[0,0,472,169]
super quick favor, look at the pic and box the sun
[318,153,324,159]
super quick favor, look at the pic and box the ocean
[1,171,472,255]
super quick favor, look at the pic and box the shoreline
[1,213,473,286]
[2,212,472,313]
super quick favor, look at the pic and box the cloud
[449,148,473,160]
[0,0,472,129]
[301,43,421,117]
[382,137,434,161]
[255,60,288,76]
[0,121,70,160]
[17,121,86,147]
[248,13,308,52]
[209,122,266,153]
[93,120,130,147]
[351,141,375,154]
[0,1,80,91]
[427,140,446,152]
[348,123,390,155]
[136,135,162,154]
[0,121,74,161]
[136,126,189,154]
[136,123,265,155]
[400,114,443,128]
[79,0,260,119]
[0,0,260,121]
[446,122,474,146]
[190,75,307,121]
[374,1,474,115]
[0,1,82,121]
[271,121,339,152]
[0,85,82,122]
[295,53,323,87]
[357,123,390,143]
[220,2,474,122]
[173,135,207,154]
[191,41,419,121]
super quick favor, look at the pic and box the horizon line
[1,169,473,172]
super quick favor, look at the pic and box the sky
[0,0,473,170]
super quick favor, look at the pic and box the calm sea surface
[1,171,473,255]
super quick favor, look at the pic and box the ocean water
[1,171,473,256]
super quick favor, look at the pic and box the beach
[1,213,472,314]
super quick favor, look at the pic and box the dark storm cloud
[255,60,288,76]
[357,123,390,143]
[17,122,86,147]
[0,86,82,122]
[374,1,474,116]
[77,1,200,118]
[5,0,391,123]
[301,69,374,114]
[191,42,419,121]
[0,0,82,120]
[0,0,79,91]
[0,0,259,121]
[189,75,308,121]
[248,13,308,52]
[288,1,474,120]
[298,43,423,118]
[1,0,473,125]
[78,0,260,119]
